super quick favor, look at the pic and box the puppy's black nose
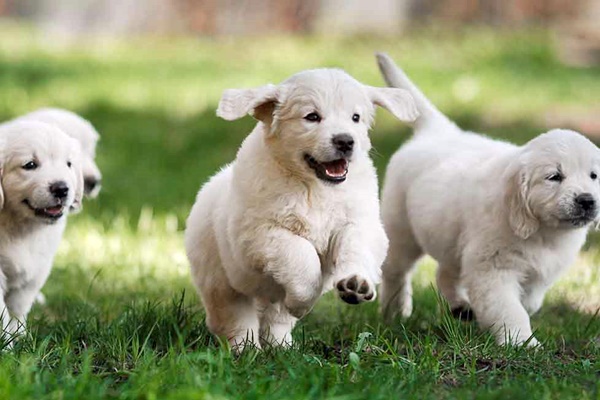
[84,177,100,194]
[575,193,595,211]
[49,181,69,199]
[332,134,354,155]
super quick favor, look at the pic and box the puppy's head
[217,69,418,185]
[506,129,600,239]
[0,121,84,225]
[21,108,102,198]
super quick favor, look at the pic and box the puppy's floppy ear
[505,164,539,239]
[366,86,419,122]
[217,84,279,123]
[0,167,4,211]
[69,153,85,214]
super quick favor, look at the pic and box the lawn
[0,23,599,399]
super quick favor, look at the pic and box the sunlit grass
[46,214,192,311]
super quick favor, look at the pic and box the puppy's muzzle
[332,134,354,157]
[567,192,598,226]
[50,181,69,200]
[575,193,595,212]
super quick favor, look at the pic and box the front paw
[336,275,375,305]
[525,337,541,348]
[497,332,541,348]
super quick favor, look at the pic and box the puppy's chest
[275,201,348,254]
[522,243,577,287]
[0,235,56,287]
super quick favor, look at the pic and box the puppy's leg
[201,282,261,353]
[0,295,10,337]
[436,265,473,320]
[465,270,538,347]
[380,224,422,322]
[258,301,297,348]
[521,284,547,315]
[330,223,388,305]
[258,229,323,319]
[0,296,18,348]
[4,284,39,337]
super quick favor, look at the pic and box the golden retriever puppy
[185,68,418,351]
[377,53,600,346]
[17,108,102,198]
[0,121,83,341]
[6,108,101,307]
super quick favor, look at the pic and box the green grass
[0,23,599,399]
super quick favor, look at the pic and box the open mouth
[304,154,349,184]
[23,199,65,221]
[563,215,595,227]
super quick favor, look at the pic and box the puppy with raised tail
[185,68,418,351]
[0,120,83,342]
[377,53,600,347]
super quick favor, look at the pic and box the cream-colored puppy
[185,69,418,351]
[11,108,101,306]
[17,108,102,198]
[0,121,83,341]
[377,53,600,347]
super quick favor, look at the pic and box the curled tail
[376,52,458,134]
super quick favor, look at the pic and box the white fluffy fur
[0,120,83,342]
[377,53,600,347]
[185,68,418,351]
[17,108,102,198]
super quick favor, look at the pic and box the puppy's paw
[524,337,541,349]
[497,332,541,349]
[336,275,375,305]
[34,292,46,306]
[451,306,475,321]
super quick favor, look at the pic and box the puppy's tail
[376,52,458,134]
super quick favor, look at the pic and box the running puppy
[11,108,102,306]
[377,53,599,346]
[0,121,83,342]
[185,68,418,351]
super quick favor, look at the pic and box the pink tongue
[324,160,347,177]
[45,206,63,216]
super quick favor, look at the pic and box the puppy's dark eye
[352,113,360,123]
[304,112,321,123]
[547,173,563,182]
[22,161,38,170]
[67,161,72,168]
[591,172,597,180]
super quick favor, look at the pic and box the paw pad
[451,306,475,321]
[336,275,375,305]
